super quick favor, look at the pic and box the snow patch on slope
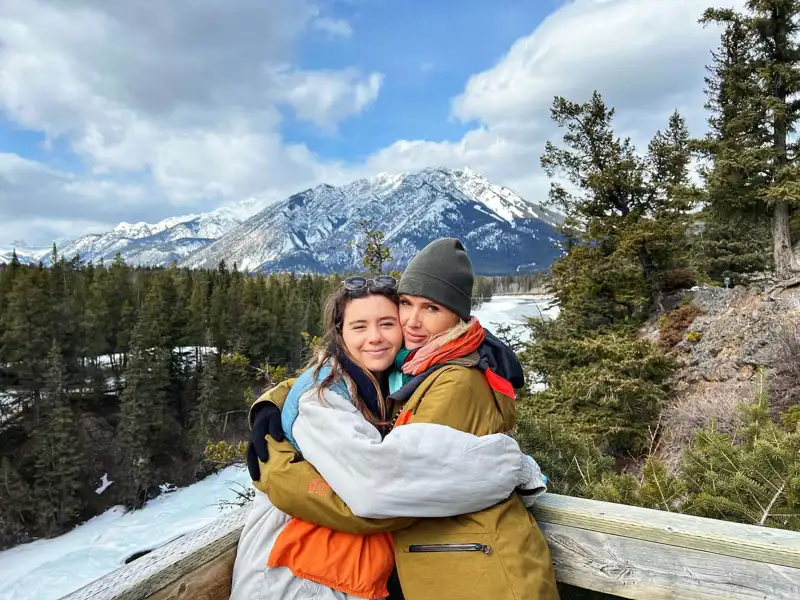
[0,466,251,600]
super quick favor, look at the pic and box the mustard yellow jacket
[249,364,559,600]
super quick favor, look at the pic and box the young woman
[231,274,547,600]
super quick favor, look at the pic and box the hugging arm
[291,378,534,519]
[252,379,415,534]
[263,436,416,534]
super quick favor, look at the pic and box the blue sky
[285,0,560,160]
[0,0,740,245]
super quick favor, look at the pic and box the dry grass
[770,323,800,416]
[658,381,754,470]
[659,305,704,348]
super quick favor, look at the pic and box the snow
[0,466,251,600]
[474,294,559,343]
[474,295,558,394]
[94,346,215,367]
[0,298,554,600]
[94,473,113,495]
[0,241,50,265]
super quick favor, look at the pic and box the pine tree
[693,211,772,283]
[681,371,800,528]
[136,278,174,350]
[0,270,53,407]
[589,456,687,514]
[702,1,800,279]
[523,320,676,455]
[539,92,696,323]
[115,324,172,508]
[187,353,219,461]
[0,457,31,549]
[641,110,701,296]
[82,267,112,397]
[208,279,230,351]
[348,220,393,274]
[32,343,86,535]
[696,12,773,280]
[514,408,614,497]
[186,271,209,349]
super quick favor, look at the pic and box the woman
[231,271,547,600]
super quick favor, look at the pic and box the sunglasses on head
[341,275,398,292]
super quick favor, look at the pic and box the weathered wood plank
[59,493,800,600]
[147,548,235,600]
[542,522,800,600]
[531,493,800,569]
[61,506,249,600]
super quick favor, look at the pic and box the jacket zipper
[408,543,492,555]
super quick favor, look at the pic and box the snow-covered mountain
[182,167,564,275]
[3,167,563,274]
[44,197,266,267]
[0,241,51,265]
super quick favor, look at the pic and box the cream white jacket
[230,379,546,600]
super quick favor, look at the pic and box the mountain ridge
[2,167,564,274]
[181,167,563,275]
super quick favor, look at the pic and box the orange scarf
[402,318,486,375]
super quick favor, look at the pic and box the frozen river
[473,294,558,341]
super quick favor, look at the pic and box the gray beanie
[398,238,474,321]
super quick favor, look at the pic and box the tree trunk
[773,201,797,279]
[769,4,797,279]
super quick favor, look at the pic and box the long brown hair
[305,282,399,428]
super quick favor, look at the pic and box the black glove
[245,403,285,481]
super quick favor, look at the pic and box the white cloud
[0,0,380,241]
[363,0,746,202]
[0,152,154,241]
[273,68,383,131]
[312,17,353,38]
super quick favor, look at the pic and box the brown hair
[305,282,399,428]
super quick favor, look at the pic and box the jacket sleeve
[251,377,416,534]
[248,378,296,427]
[262,435,417,534]
[292,381,531,519]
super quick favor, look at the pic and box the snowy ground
[0,296,552,600]
[0,467,251,600]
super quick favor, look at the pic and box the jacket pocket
[396,534,513,600]
[408,543,492,555]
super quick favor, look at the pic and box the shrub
[585,371,800,532]
[659,305,703,348]
[662,268,697,292]
[523,321,676,456]
[514,407,613,497]
[658,382,752,470]
[204,440,247,468]
[680,387,800,529]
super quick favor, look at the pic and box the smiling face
[399,294,461,349]
[340,295,403,374]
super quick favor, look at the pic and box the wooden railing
[61,493,800,600]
